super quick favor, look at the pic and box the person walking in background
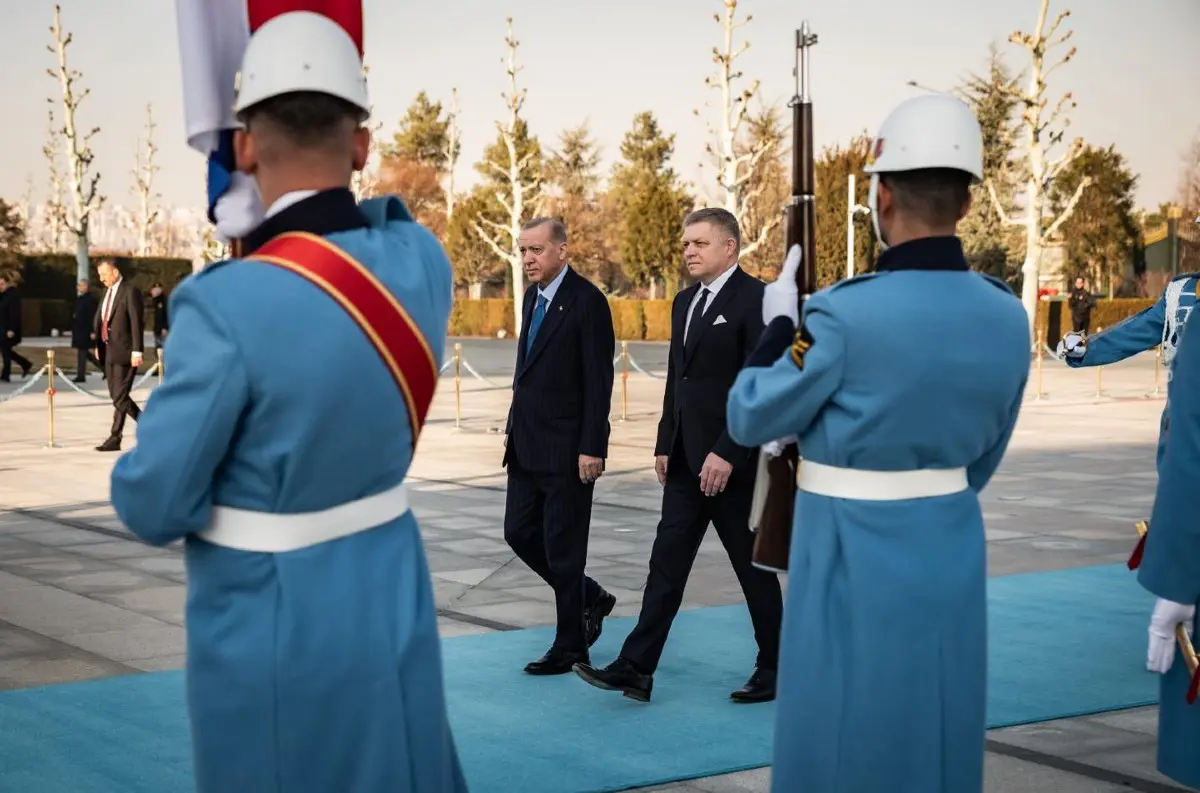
[1068,276,1096,333]
[92,257,144,452]
[503,216,618,676]
[149,282,169,349]
[0,270,32,382]
[72,278,100,383]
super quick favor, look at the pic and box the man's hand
[578,454,603,484]
[131,352,143,367]
[1148,597,1196,674]
[654,455,669,486]
[762,244,802,326]
[4,330,12,339]
[1055,332,1086,361]
[699,452,733,497]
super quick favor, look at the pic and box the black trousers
[504,457,603,654]
[620,440,783,674]
[75,347,101,379]
[105,360,141,438]
[0,340,31,380]
[1071,313,1090,333]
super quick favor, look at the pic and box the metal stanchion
[45,350,57,449]
[1152,345,1162,397]
[157,347,164,384]
[1095,326,1104,397]
[619,341,629,422]
[453,342,462,430]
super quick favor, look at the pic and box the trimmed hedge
[1036,298,1157,348]
[18,254,192,300]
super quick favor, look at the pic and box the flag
[173,0,364,226]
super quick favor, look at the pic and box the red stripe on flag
[246,0,363,53]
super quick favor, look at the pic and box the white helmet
[234,11,369,116]
[864,93,983,248]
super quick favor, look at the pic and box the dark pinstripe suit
[503,266,616,654]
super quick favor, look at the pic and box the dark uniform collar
[240,188,370,255]
[874,235,969,272]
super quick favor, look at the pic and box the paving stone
[60,624,187,662]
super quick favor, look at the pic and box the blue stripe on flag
[205,129,238,224]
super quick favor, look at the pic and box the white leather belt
[198,481,411,553]
[797,460,968,501]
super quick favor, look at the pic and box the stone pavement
[0,340,1191,792]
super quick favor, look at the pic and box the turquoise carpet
[0,563,1160,793]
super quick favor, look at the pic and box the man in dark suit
[503,216,617,675]
[71,279,100,382]
[92,257,144,451]
[574,207,783,703]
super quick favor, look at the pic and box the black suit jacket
[503,266,616,473]
[72,291,98,349]
[0,288,23,345]
[654,266,764,474]
[94,281,145,363]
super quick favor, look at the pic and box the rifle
[750,22,818,573]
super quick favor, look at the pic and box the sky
[2,0,1197,214]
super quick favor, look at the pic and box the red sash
[248,231,438,447]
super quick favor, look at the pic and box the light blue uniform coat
[726,237,1030,793]
[1066,273,1198,468]
[1139,301,1200,789]
[110,195,468,793]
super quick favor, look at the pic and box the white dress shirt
[684,263,739,342]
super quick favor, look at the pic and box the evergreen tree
[388,91,452,172]
[957,44,1023,285]
[609,112,693,298]
[813,134,877,288]
[543,123,609,281]
[445,185,503,297]
[1049,143,1139,295]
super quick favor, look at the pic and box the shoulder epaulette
[825,271,884,294]
[1170,271,1200,283]
[976,272,1017,296]
[194,257,238,278]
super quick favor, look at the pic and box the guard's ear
[233,128,257,176]
[352,126,370,172]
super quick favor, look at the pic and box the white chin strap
[867,173,887,251]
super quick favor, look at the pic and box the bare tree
[48,4,104,283]
[695,0,779,258]
[443,87,461,220]
[1176,130,1200,214]
[988,0,1090,336]
[472,17,541,336]
[41,106,67,252]
[131,103,161,256]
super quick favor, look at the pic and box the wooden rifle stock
[751,23,818,573]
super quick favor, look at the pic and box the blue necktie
[526,294,548,353]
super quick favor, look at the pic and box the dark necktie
[526,294,548,353]
[686,288,710,346]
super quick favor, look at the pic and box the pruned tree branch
[48,2,103,278]
[132,103,161,256]
[1043,175,1092,240]
[41,105,66,251]
[987,178,1024,227]
[443,87,460,219]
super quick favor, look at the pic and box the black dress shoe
[95,437,121,452]
[730,667,776,703]
[524,647,587,676]
[585,590,616,647]
[573,657,653,702]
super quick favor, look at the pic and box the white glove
[1148,597,1196,674]
[762,245,802,326]
[213,172,265,243]
[1055,332,1087,361]
[762,436,798,457]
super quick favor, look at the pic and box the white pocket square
[712,315,727,325]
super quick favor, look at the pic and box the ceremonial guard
[1057,271,1200,468]
[1136,288,1200,789]
[725,94,1030,792]
[109,12,467,793]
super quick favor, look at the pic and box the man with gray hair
[574,206,783,704]
[503,215,618,676]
